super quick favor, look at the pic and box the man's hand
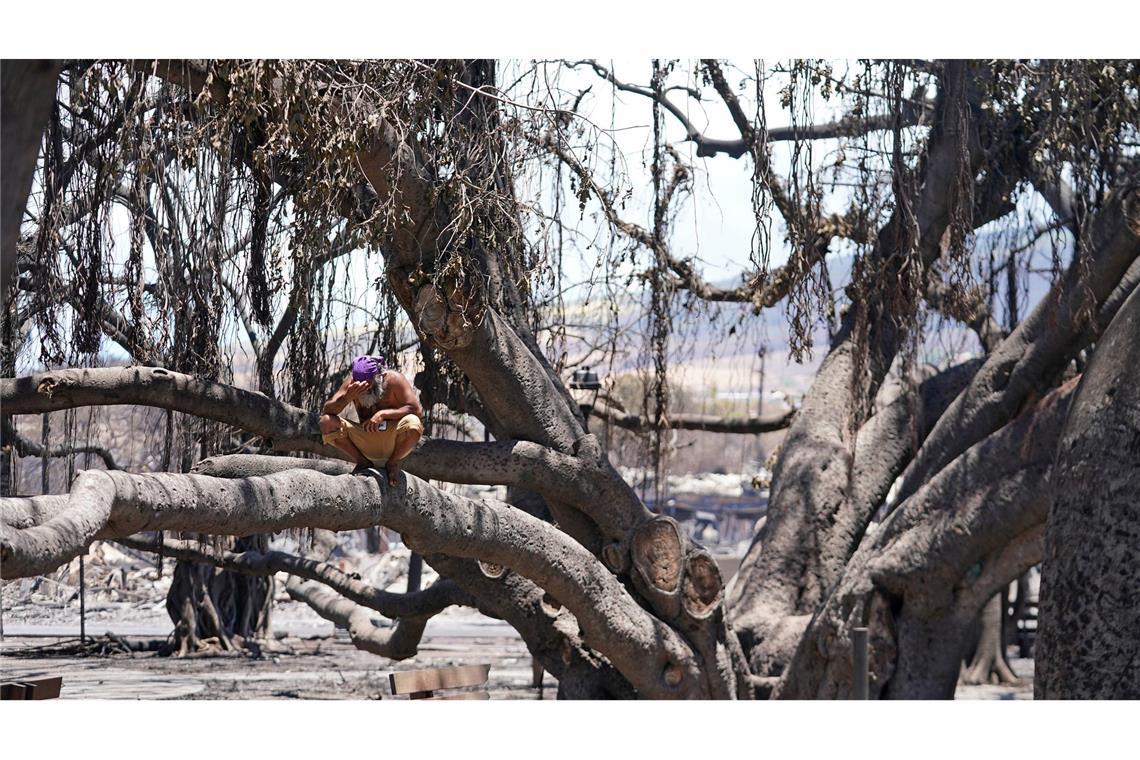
[342,380,372,401]
[362,411,390,433]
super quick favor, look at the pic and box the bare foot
[385,460,402,485]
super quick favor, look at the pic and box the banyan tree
[1,59,1137,698]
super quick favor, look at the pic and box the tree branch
[895,178,1140,505]
[176,450,637,696]
[0,362,629,520]
[532,126,838,313]
[570,60,932,159]
[699,59,798,225]
[192,435,614,517]
[0,366,329,455]
[530,128,655,248]
[1,417,121,470]
[286,576,432,661]
[113,532,471,621]
[844,357,984,539]
[570,60,749,159]
[0,466,710,697]
[593,401,795,434]
[955,523,1044,617]
[867,382,1075,613]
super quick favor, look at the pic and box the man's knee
[319,414,342,434]
[395,414,424,438]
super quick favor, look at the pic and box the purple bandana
[351,355,384,381]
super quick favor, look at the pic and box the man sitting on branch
[319,355,424,484]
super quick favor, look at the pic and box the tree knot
[414,284,479,350]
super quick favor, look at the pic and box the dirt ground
[0,628,550,700]
[0,619,1034,701]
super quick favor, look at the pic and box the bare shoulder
[382,370,421,410]
[383,369,415,398]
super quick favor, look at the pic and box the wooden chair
[388,664,490,700]
[0,676,63,700]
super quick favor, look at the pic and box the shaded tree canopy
[1,58,1137,699]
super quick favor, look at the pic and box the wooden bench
[388,664,490,700]
[0,676,63,700]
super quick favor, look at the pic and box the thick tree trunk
[728,63,986,685]
[0,306,17,496]
[728,357,981,688]
[777,385,1070,699]
[1036,285,1140,699]
[1,60,61,306]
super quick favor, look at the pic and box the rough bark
[894,182,1140,505]
[728,357,980,684]
[1,60,61,306]
[1036,285,1140,699]
[0,467,723,698]
[777,385,1071,699]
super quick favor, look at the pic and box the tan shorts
[322,413,423,465]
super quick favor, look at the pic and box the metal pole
[852,627,869,700]
[79,553,86,644]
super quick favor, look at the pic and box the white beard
[356,374,386,408]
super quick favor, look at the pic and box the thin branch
[699,59,798,225]
[114,532,471,620]
[569,60,749,159]
[1,417,121,470]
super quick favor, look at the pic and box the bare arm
[321,375,370,417]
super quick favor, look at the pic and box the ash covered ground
[0,535,1032,700]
